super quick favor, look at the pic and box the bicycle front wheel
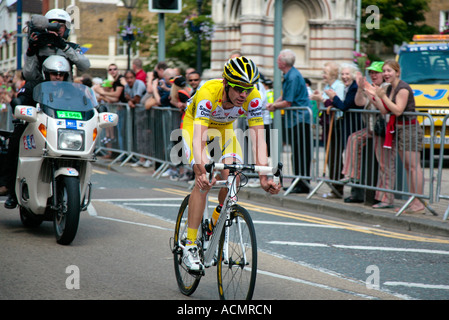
[217,204,257,300]
[173,195,202,296]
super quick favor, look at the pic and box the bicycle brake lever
[204,162,215,183]
[273,162,283,186]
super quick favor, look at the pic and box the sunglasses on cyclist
[227,82,254,94]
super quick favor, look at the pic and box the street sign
[149,0,182,13]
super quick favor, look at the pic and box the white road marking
[253,220,343,229]
[88,197,447,298]
[94,198,186,202]
[122,203,181,207]
[383,282,449,290]
[255,268,380,299]
[95,215,174,232]
[268,241,449,256]
[88,205,391,299]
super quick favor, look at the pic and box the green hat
[101,79,113,88]
[366,61,384,73]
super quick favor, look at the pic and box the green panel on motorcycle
[56,110,83,120]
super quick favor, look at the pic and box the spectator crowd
[0,50,425,214]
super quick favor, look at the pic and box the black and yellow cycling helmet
[223,56,260,86]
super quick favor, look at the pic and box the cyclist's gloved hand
[260,176,281,195]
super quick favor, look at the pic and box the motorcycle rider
[23,8,90,81]
[1,56,71,209]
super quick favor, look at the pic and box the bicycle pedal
[188,266,205,276]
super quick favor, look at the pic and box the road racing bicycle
[171,161,282,300]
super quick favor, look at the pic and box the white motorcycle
[13,81,118,245]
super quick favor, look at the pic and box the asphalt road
[1,165,448,302]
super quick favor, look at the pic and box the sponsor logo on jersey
[247,98,262,118]
[196,99,212,118]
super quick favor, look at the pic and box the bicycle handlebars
[204,162,283,185]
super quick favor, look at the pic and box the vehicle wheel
[217,204,257,300]
[19,206,43,228]
[173,195,202,296]
[53,176,80,245]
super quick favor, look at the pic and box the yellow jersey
[184,79,264,127]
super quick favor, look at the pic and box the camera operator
[23,9,90,81]
[1,56,71,209]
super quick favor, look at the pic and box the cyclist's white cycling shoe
[183,242,204,272]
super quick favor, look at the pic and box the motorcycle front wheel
[53,176,81,245]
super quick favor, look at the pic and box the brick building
[1,0,448,82]
[0,0,154,78]
[424,0,449,33]
[208,0,357,83]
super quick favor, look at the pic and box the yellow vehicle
[397,35,449,154]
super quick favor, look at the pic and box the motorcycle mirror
[97,104,108,113]
[98,112,118,128]
[14,105,37,123]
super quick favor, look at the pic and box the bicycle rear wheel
[173,195,202,296]
[217,204,257,300]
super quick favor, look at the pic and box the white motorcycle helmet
[45,8,71,39]
[42,55,71,81]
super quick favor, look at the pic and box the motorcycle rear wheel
[53,176,80,245]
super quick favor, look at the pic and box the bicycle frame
[202,173,236,267]
[202,162,282,268]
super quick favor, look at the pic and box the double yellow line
[156,187,449,244]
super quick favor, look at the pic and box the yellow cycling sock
[186,227,198,245]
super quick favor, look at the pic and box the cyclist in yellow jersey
[181,57,281,271]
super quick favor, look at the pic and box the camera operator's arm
[48,32,90,73]
[23,32,50,81]
[23,54,42,81]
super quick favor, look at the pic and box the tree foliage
[361,0,436,47]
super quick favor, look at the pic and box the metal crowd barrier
[234,106,314,194]
[435,113,449,220]
[2,100,449,220]
[307,107,437,217]
[276,107,315,194]
[94,103,184,177]
[0,106,13,132]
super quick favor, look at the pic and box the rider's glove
[27,33,48,56]
[50,34,68,51]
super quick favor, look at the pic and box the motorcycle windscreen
[33,81,98,112]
